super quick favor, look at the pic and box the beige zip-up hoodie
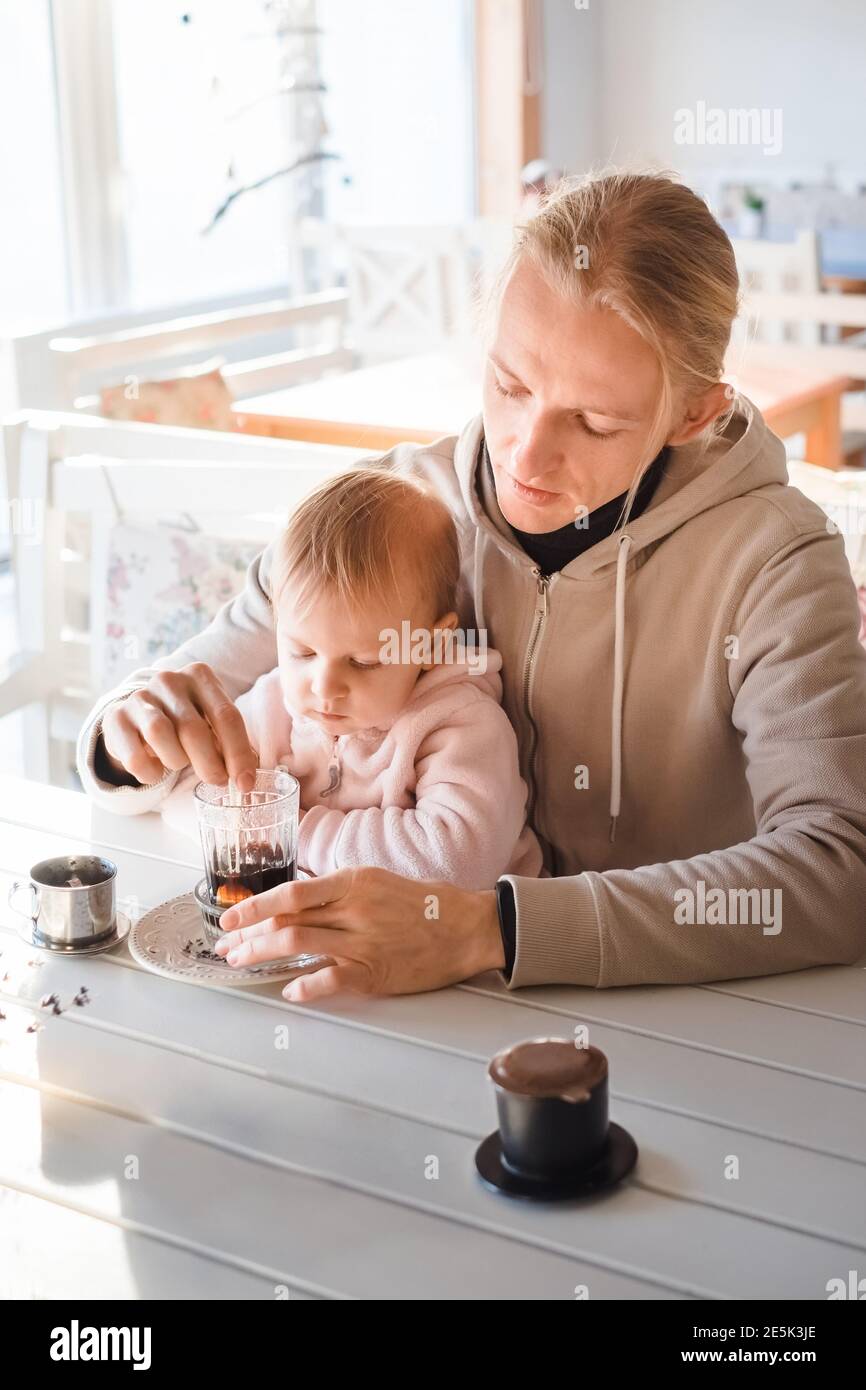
[77,397,866,988]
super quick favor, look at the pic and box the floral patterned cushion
[99,360,239,432]
[101,522,263,687]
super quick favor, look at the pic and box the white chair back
[730,231,822,346]
[732,294,866,440]
[288,219,516,361]
[342,225,471,361]
[1,411,368,784]
[9,290,353,413]
[786,460,866,586]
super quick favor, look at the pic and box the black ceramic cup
[488,1037,609,1180]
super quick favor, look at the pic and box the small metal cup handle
[8,880,39,921]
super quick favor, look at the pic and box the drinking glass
[194,766,300,946]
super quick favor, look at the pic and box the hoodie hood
[451,394,788,841]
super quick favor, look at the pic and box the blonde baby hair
[270,466,460,623]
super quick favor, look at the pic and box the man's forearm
[504,816,866,990]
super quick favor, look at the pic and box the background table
[234,347,851,469]
[2,773,865,1300]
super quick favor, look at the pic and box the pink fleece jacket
[160,648,543,890]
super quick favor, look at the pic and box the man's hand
[101,663,258,791]
[213,866,506,1002]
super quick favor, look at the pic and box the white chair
[9,289,355,414]
[734,291,866,448]
[0,411,368,785]
[730,231,822,346]
[786,459,866,589]
[288,219,516,362]
[341,225,472,361]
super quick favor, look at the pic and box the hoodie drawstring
[609,532,633,843]
[472,527,487,633]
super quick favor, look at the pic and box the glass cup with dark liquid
[193,767,301,954]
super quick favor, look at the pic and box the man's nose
[511,413,561,480]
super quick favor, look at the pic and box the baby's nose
[311,666,347,698]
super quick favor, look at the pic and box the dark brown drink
[206,840,296,906]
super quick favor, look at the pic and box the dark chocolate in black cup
[487,1038,609,1180]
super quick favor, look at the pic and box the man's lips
[505,470,561,505]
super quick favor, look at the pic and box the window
[0,0,68,331]
[318,0,475,225]
[111,0,298,309]
[0,0,477,324]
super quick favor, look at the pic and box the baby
[160,467,542,889]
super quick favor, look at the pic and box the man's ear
[434,610,460,633]
[665,382,731,447]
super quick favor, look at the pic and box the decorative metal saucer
[128,890,324,987]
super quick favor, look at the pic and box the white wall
[541,0,601,177]
[541,0,866,182]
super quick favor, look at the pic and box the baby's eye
[350,659,380,670]
[287,650,314,661]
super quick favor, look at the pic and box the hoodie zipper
[522,566,550,824]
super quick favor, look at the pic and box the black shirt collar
[483,442,668,575]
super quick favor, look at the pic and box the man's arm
[501,528,866,988]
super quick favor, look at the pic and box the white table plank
[1,1026,859,1300]
[0,1186,320,1300]
[462,977,866,1087]
[703,970,866,1023]
[0,1079,677,1301]
[0,773,199,868]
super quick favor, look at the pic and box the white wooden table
[2,773,865,1301]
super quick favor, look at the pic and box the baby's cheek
[279,665,301,702]
[375,666,418,717]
